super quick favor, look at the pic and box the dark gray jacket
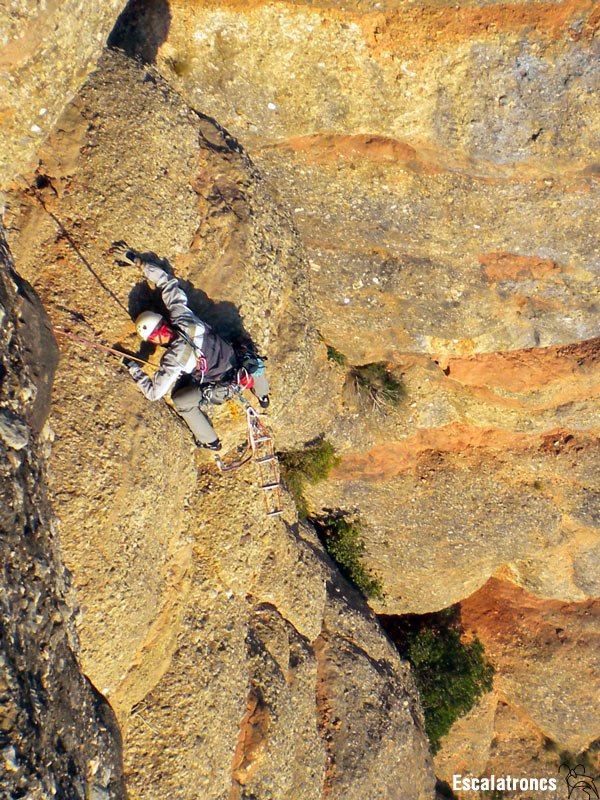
[127,261,235,401]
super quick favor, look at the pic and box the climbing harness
[215,392,283,517]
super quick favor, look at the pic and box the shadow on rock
[127,264,262,354]
[108,0,171,64]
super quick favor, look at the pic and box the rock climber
[112,243,270,451]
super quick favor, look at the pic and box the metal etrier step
[245,404,284,517]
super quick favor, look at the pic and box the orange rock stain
[479,253,562,282]
[333,425,600,481]
[437,338,600,393]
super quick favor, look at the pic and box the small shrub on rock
[313,513,384,601]
[279,439,340,518]
[381,610,494,754]
[346,362,404,412]
[405,627,493,752]
[326,344,348,366]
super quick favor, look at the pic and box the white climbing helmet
[135,311,164,341]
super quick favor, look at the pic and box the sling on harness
[174,324,208,383]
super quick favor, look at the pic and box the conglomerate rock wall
[0,0,129,189]
[135,0,600,788]
[5,50,435,799]
[137,0,600,597]
[0,0,598,796]
[0,233,125,799]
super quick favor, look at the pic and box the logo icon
[559,764,599,800]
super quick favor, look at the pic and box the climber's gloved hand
[112,343,137,370]
[111,240,140,266]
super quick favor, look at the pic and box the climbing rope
[52,327,156,369]
[18,176,130,316]
[20,175,279,512]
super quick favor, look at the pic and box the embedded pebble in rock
[0,408,29,450]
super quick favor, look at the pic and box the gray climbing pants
[172,384,219,444]
[171,372,270,444]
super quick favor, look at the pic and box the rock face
[126,0,600,607]
[434,579,600,798]
[5,50,435,799]
[128,0,600,781]
[459,580,599,755]
[311,426,600,612]
[0,232,125,799]
[0,0,126,188]
[136,0,600,162]
[140,0,600,356]
[2,0,599,794]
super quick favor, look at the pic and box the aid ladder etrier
[245,405,284,517]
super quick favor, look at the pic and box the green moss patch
[381,609,494,753]
[312,513,384,601]
[279,439,340,518]
[326,344,348,366]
